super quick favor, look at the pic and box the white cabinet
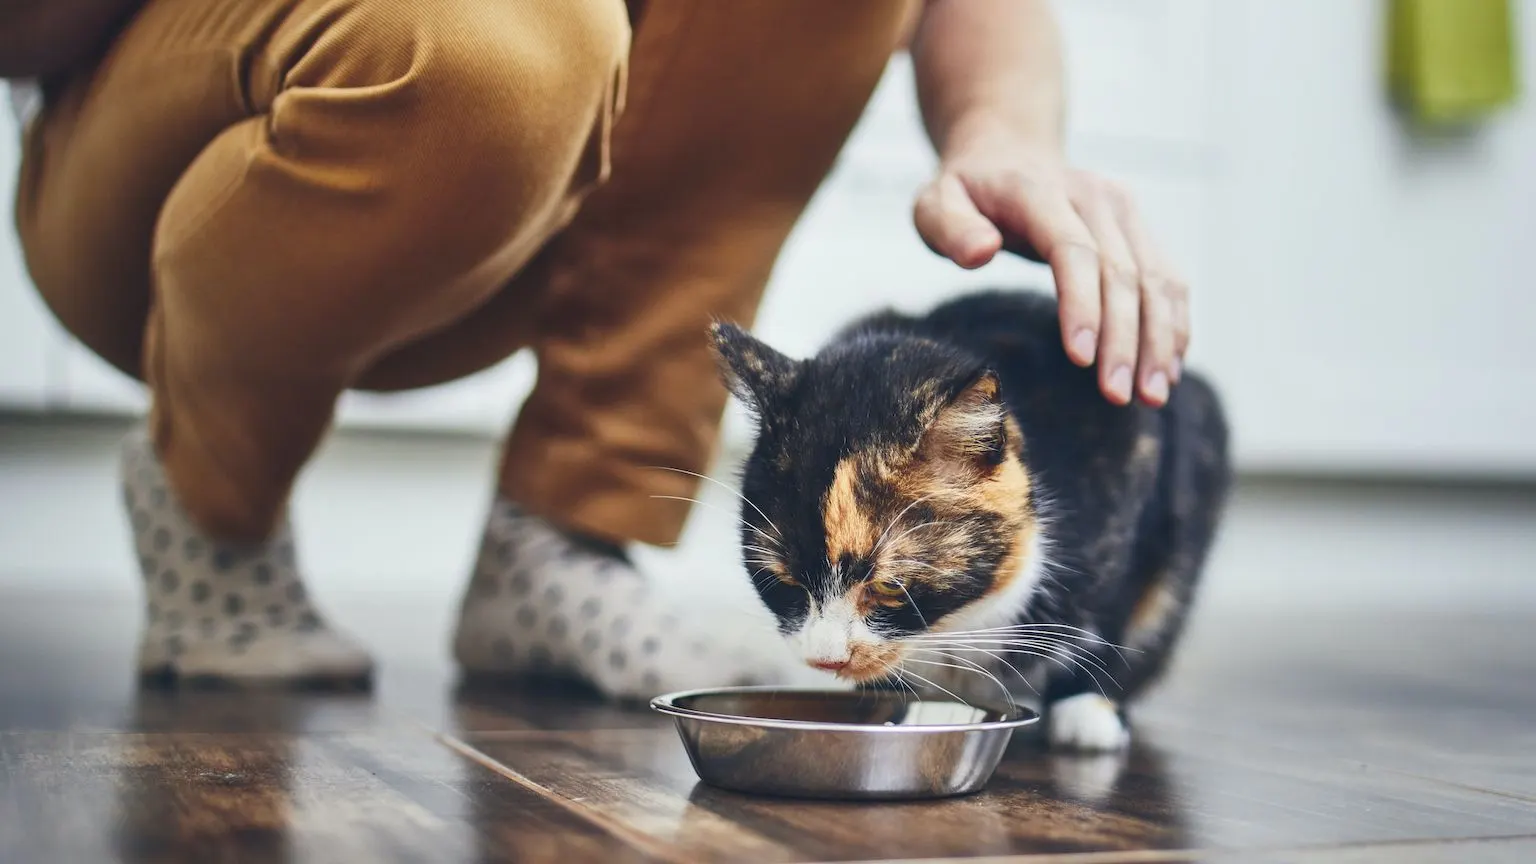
[1201,0,1536,475]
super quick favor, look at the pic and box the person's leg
[451,0,915,697]
[16,0,630,684]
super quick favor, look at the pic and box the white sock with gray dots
[452,498,788,700]
[121,425,373,686]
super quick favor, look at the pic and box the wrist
[938,111,1064,169]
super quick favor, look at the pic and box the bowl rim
[648,685,1041,734]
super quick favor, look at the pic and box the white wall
[1203,0,1536,476]
[3,0,1534,478]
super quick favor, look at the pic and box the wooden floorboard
[0,729,662,863]
[460,723,1536,862]
[1,591,1532,862]
[853,835,1536,864]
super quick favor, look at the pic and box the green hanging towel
[1388,0,1521,125]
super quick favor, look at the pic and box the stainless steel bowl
[650,686,1039,800]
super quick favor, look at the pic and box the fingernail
[1170,357,1183,382]
[1109,366,1133,402]
[1145,371,1169,404]
[1071,329,1097,364]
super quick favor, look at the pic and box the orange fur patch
[889,406,1037,599]
[823,456,879,563]
[822,374,1039,612]
[1128,571,1178,637]
[844,637,902,682]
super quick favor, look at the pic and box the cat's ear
[709,321,802,413]
[916,371,1013,476]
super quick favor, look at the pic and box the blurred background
[1,0,1532,653]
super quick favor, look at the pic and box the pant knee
[264,0,631,282]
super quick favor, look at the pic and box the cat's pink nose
[809,658,849,672]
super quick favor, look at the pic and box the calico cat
[710,288,1231,751]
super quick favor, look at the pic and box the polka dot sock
[451,498,789,701]
[121,426,373,687]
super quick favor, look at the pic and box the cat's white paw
[1048,693,1130,752]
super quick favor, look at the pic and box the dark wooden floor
[1,592,1532,864]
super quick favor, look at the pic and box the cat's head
[711,321,1046,683]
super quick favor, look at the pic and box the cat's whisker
[923,643,1037,696]
[888,559,951,576]
[907,625,1139,657]
[959,646,1105,696]
[926,644,1115,696]
[906,647,1016,710]
[919,638,1118,682]
[901,655,1014,710]
[998,627,1138,657]
[878,519,954,556]
[912,621,1122,641]
[746,567,782,592]
[919,635,1114,672]
[893,665,971,708]
[648,494,784,551]
[926,636,1123,679]
[741,546,781,566]
[971,646,1038,696]
[871,492,942,557]
[644,465,784,541]
[911,636,1132,670]
[885,671,923,704]
[898,584,930,629]
[909,632,1123,655]
[912,647,994,680]
[910,621,1103,637]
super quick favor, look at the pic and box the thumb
[914,172,1002,270]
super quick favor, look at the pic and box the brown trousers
[15,0,910,546]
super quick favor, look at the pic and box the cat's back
[915,288,1223,423]
[901,287,1228,499]
[914,289,1110,419]
[844,287,1226,446]
[920,288,1064,348]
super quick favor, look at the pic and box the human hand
[913,131,1188,407]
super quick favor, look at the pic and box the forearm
[910,0,1066,161]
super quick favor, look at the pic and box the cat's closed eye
[867,576,907,605]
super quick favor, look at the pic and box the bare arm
[909,0,1188,408]
[911,0,1065,161]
